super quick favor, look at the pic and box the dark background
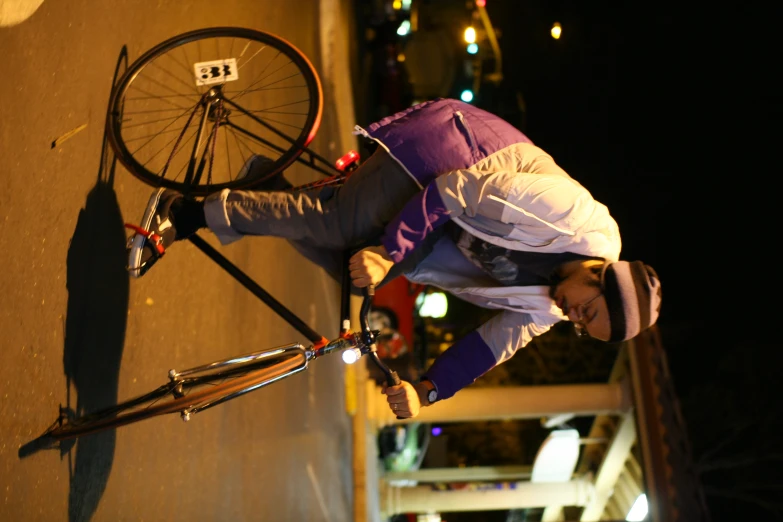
[359,1,780,520]
[483,2,780,521]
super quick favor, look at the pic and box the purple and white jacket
[355,98,622,400]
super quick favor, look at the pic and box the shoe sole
[128,188,166,278]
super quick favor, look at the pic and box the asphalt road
[0,1,361,521]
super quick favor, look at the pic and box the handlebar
[359,285,403,420]
[360,284,401,389]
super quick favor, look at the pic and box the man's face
[550,261,612,341]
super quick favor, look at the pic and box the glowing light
[626,494,649,521]
[531,430,580,483]
[397,20,411,36]
[464,27,477,43]
[402,0,412,10]
[476,0,486,6]
[397,53,406,62]
[551,22,562,40]
[460,90,474,103]
[334,149,359,171]
[342,348,361,364]
[392,0,402,9]
[416,291,449,317]
[431,426,442,436]
[467,43,479,54]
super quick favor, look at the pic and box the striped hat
[602,261,662,342]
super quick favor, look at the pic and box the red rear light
[335,150,360,172]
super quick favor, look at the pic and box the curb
[317,2,381,522]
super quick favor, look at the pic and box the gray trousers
[203,148,422,285]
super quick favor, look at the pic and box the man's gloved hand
[382,380,421,419]
[349,245,394,288]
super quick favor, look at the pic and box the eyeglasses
[573,292,602,338]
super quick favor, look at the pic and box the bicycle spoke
[229,126,278,160]
[122,112,197,130]
[228,126,247,181]
[224,84,311,95]
[124,93,201,101]
[236,40,253,66]
[178,44,209,98]
[183,104,210,185]
[127,101,201,156]
[128,68,200,103]
[225,120,289,157]
[169,145,193,183]
[228,96,311,114]
[224,120,232,183]
[120,106,194,117]
[237,53,293,99]
[123,125,196,144]
[234,50,287,99]
[223,98,303,148]
[249,71,305,93]
[126,84,194,112]
[228,100,310,129]
[128,118,200,179]
[238,43,270,72]
[147,59,203,97]
[161,127,200,181]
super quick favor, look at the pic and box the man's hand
[382,380,421,418]
[348,245,395,288]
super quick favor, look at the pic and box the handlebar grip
[386,370,401,387]
[386,371,403,419]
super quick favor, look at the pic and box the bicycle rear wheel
[107,27,323,196]
[44,351,306,441]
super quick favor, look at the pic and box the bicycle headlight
[342,348,362,364]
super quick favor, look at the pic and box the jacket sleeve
[381,179,457,263]
[422,310,554,400]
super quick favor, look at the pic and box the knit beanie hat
[602,261,662,342]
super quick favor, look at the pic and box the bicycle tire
[44,352,305,441]
[107,27,323,196]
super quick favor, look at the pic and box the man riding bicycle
[127,97,662,419]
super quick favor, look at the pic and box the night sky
[480,1,779,520]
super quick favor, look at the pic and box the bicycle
[38,26,403,442]
[42,284,399,441]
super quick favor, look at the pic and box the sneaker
[126,188,182,278]
[237,154,292,190]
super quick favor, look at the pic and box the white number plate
[193,58,239,86]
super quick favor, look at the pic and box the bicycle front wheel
[44,352,306,441]
[107,27,323,196]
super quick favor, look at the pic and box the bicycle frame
[185,144,364,348]
[176,145,403,417]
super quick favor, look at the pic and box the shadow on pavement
[18,46,130,522]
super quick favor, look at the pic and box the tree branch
[699,453,783,473]
[696,420,755,466]
[704,486,783,516]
